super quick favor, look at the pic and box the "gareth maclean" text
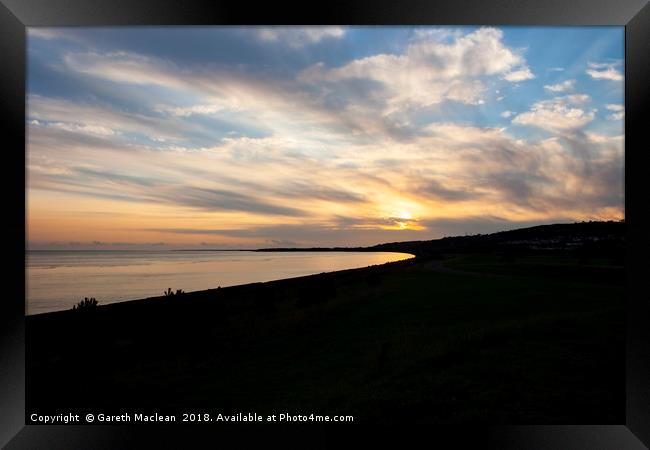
[97,413,176,422]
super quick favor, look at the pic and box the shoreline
[26,252,417,317]
[26,247,407,253]
[26,221,624,317]
[26,228,624,423]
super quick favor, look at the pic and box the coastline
[26,249,414,316]
[27,251,416,318]
[26,222,625,423]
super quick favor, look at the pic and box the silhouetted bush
[163,288,185,297]
[72,297,98,310]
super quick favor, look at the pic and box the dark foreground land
[27,221,625,423]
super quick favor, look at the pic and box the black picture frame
[1,0,648,448]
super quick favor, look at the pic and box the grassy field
[27,250,624,424]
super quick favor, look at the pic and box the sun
[395,210,413,221]
[390,209,424,230]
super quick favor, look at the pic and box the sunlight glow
[26,26,625,249]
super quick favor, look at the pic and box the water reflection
[26,251,413,314]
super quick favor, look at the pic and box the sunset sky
[27,26,624,249]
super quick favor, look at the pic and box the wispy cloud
[605,103,624,120]
[299,27,531,112]
[586,61,623,81]
[256,26,346,48]
[544,79,575,93]
[26,27,624,247]
[512,94,595,131]
[503,67,535,82]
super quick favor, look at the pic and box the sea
[25,250,413,315]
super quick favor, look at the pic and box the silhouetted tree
[72,297,98,310]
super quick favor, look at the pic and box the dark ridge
[26,220,625,423]
[257,220,625,257]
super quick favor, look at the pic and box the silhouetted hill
[259,221,625,257]
[27,219,625,424]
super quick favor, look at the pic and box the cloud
[605,103,624,120]
[298,27,531,111]
[48,30,535,144]
[256,27,346,48]
[544,79,575,93]
[29,28,65,40]
[266,239,300,247]
[26,27,625,247]
[44,122,118,136]
[144,185,308,216]
[28,95,198,143]
[503,67,535,82]
[29,117,624,245]
[57,49,397,142]
[512,94,595,131]
[29,240,170,250]
[28,28,82,42]
[63,51,190,89]
[586,61,623,81]
[584,132,622,145]
[274,182,366,203]
[60,51,301,118]
[482,172,550,209]
[154,104,226,117]
[74,167,160,187]
[27,120,135,154]
[416,122,623,216]
[607,112,624,121]
[142,224,428,247]
[605,104,624,111]
[418,179,482,201]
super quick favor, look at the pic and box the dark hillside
[27,222,625,424]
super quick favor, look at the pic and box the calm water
[26,250,413,315]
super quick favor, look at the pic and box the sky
[26,26,624,250]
